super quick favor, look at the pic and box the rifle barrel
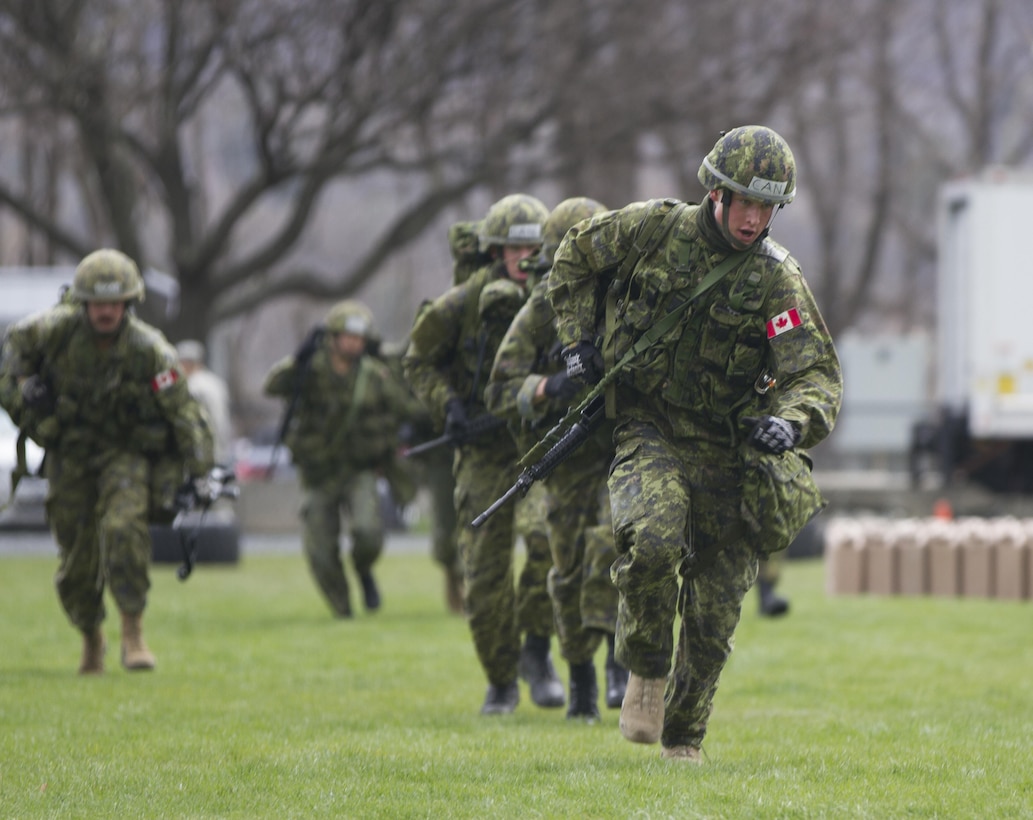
[471,480,526,528]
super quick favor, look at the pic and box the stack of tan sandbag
[825,514,1032,599]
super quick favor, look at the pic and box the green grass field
[1,546,1031,819]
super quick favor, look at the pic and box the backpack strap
[602,198,687,417]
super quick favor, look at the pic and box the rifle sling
[603,200,686,417]
[519,247,749,469]
[583,249,750,420]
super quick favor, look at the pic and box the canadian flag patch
[151,368,179,392]
[766,308,802,339]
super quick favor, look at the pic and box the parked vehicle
[911,170,1033,493]
[0,410,48,530]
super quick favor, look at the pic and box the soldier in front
[547,126,843,761]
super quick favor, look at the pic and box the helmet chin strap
[719,191,751,251]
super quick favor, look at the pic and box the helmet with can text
[71,249,145,303]
[325,299,375,339]
[478,194,549,253]
[697,125,796,205]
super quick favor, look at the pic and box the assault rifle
[471,396,604,528]
[174,465,240,581]
[404,412,507,458]
[267,325,325,479]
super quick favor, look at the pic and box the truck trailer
[912,169,1033,492]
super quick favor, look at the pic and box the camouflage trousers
[454,440,554,687]
[299,470,383,616]
[543,453,618,665]
[426,448,458,573]
[608,421,759,749]
[45,448,153,631]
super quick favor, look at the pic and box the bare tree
[0,0,1030,351]
[0,0,586,339]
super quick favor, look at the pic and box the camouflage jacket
[485,276,615,460]
[547,198,842,448]
[403,263,528,427]
[0,303,214,475]
[263,346,409,485]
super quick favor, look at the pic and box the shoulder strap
[592,248,750,423]
[343,356,373,435]
[322,356,374,458]
[603,199,687,416]
[518,249,749,470]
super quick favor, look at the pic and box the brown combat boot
[120,612,156,671]
[78,627,106,675]
[661,745,703,763]
[619,673,665,744]
[445,568,464,615]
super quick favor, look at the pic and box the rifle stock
[472,396,604,528]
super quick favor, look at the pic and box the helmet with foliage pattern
[697,125,796,205]
[325,299,375,339]
[542,197,608,264]
[478,194,549,253]
[71,249,145,303]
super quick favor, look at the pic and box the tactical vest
[285,352,399,481]
[22,308,175,456]
[453,266,523,412]
[607,204,779,423]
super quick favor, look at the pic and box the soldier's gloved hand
[543,372,580,403]
[745,415,801,455]
[20,375,55,414]
[444,398,469,441]
[563,341,604,386]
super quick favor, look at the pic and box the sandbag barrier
[824,515,1032,599]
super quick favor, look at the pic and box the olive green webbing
[603,200,686,417]
[519,245,750,468]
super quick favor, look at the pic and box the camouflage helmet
[71,249,145,303]
[542,197,608,264]
[478,193,549,252]
[325,299,375,338]
[697,125,796,205]
[478,278,526,322]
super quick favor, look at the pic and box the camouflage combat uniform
[403,264,556,696]
[548,196,842,749]
[486,275,619,661]
[380,337,462,611]
[264,335,411,617]
[0,303,213,639]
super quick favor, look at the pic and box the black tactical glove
[177,469,232,510]
[20,375,55,414]
[444,398,469,441]
[543,372,580,403]
[745,415,801,455]
[563,341,605,386]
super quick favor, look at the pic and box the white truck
[912,169,1033,493]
